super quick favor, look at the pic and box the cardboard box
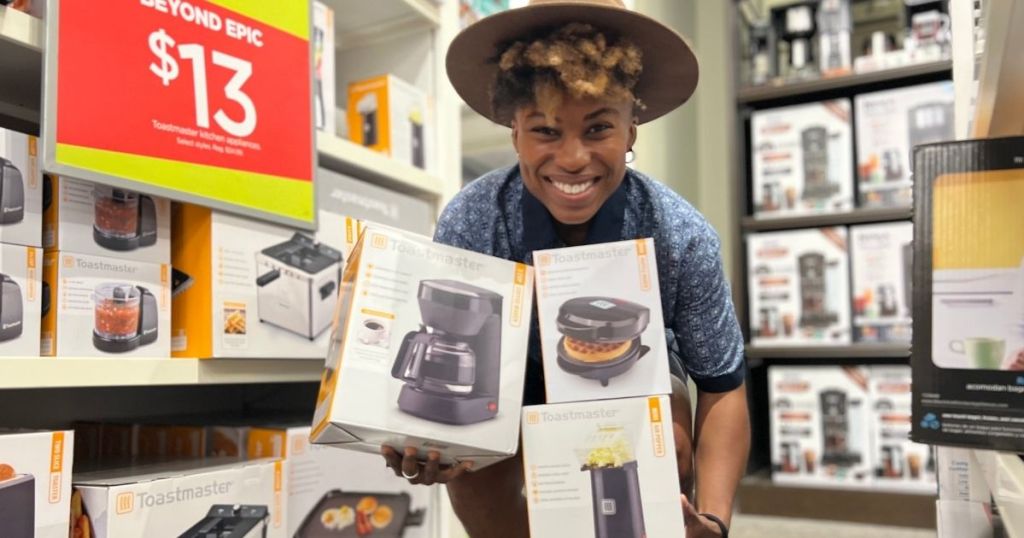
[42,252,171,357]
[347,75,431,171]
[0,129,43,248]
[747,227,852,346]
[3,0,45,17]
[0,244,41,356]
[534,239,671,403]
[855,81,954,208]
[311,225,534,469]
[751,99,854,218]
[71,459,287,538]
[316,168,434,242]
[851,223,914,343]
[249,425,436,538]
[937,447,989,502]
[936,500,996,538]
[867,366,936,493]
[43,176,171,264]
[0,430,73,538]
[312,2,335,135]
[521,396,685,537]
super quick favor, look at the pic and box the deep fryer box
[311,225,534,470]
[0,430,73,538]
[0,129,43,248]
[0,244,42,357]
[534,238,671,403]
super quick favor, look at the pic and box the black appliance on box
[0,273,22,342]
[0,157,25,225]
[578,427,645,538]
[93,186,158,251]
[771,1,819,79]
[820,389,862,467]
[555,297,650,387]
[798,253,838,328]
[0,473,34,538]
[294,490,425,538]
[255,233,342,340]
[92,283,158,353]
[179,505,269,538]
[801,126,839,201]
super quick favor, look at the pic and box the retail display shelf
[741,206,913,232]
[972,0,1024,138]
[325,0,439,49]
[317,134,443,200]
[0,5,42,132]
[745,344,911,360]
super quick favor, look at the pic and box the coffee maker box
[0,430,73,538]
[43,176,171,265]
[747,227,852,346]
[41,252,171,357]
[0,244,41,357]
[751,99,854,218]
[0,129,43,248]
[172,204,342,359]
[71,459,287,538]
[311,225,534,470]
[248,425,436,538]
[850,223,914,343]
[521,396,685,538]
[347,75,432,172]
[312,1,335,136]
[911,137,1024,451]
[855,81,954,209]
[533,239,671,403]
[867,366,936,493]
[769,366,872,488]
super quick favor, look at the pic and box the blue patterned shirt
[434,165,745,394]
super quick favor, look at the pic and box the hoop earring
[625,149,636,164]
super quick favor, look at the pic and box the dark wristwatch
[699,513,729,538]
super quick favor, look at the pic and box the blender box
[248,425,436,538]
[850,223,914,343]
[867,366,936,493]
[42,176,171,265]
[347,75,431,172]
[0,244,41,357]
[747,227,851,346]
[0,430,73,538]
[311,225,534,470]
[769,366,872,489]
[533,239,671,403]
[854,81,954,208]
[750,99,854,218]
[0,129,43,248]
[312,1,335,136]
[521,396,685,538]
[71,458,287,538]
[41,252,171,357]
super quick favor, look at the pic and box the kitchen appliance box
[936,500,998,538]
[534,239,671,403]
[747,227,852,346]
[0,244,41,356]
[850,223,914,343]
[43,176,171,264]
[42,251,171,357]
[0,430,73,538]
[912,137,1024,452]
[347,75,432,172]
[867,366,936,493]
[315,168,434,243]
[71,459,287,538]
[0,129,43,248]
[854,81,954,209]
[312,1,335,136]
[311,225,534,469]
[521,396,685,538]
[750,99,854,218]
[248,425,435,538]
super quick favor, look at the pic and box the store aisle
[730,514,936,538]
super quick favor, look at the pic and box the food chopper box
[43,176,171,264]
[0,129,43,248]
[71,458,287,538]
[249,425,436,538]
[747,227,851,346]
[311,225,534,470]
[42,251,170,357]
[521,396,685,538]
[750,99,854,218]
[0,244,41,356]
[768,366,872,489]
[347,75,432,172]
[534,239,671,403]
[0,430,73,538]
[867,366,936,493]
[850,223,914,343]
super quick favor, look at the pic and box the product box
[936,500,997,538]
[172,205,342,359]
[71,459,287,538]
[249,425,436,538]
[0,244,41,356]
[747,227,852,346]
[311,225,534,469]
[316,168,435,247]
[533,239,671,403]
[347,75,431,171]
[42,252,171,357]
[43,176,171,264]
[911,137,1024,451]
[937,447,989,502]
[769,366,872,488]
[521,396,685,537]
[0,129,43,248]
[751,99,854,218]
[855,81,954,208]
[850,223,914,343]
[312,1,335,135]
[867,366,936,493]
[0,430,73,538]
[3,0,45,17]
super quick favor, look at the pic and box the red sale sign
[43,0,314,226]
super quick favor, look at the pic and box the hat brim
[446,3,699,126]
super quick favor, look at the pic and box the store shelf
[0,5,42,132]
[972,0,1024,137]
[324,0,439,50]
[745,344,911,360]
[317,134,443,200]
[742,206,912,232]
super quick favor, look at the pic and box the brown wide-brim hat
[447,0,699,126]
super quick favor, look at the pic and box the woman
[382,2,750,537]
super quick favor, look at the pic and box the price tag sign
[42,0,314,227]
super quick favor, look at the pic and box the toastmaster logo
[371,234,388,249]
[63,255,75,268]
[525,411,540,425]
[536,253,551,267]
[116,492,134,514]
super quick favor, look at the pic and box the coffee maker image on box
[819,389,862,467]
[93,186,158,252]
[391,279,503,425]
[357,93,379,147]
[255,233,343,340]
[577,426,645,538]
[295,490,426,538]
[0,273,22,342]
[801,126,840,202]
[798,252,839,328]
[0,157,25,225]
[554,297,650,387]
[0,471,34,538]
[92,282,158,353]
[179,505,269,538]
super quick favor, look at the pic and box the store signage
[42,0,315,228]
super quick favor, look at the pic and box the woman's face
[512,96,637,225]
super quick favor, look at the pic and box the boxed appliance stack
[0,430,74,538]
[850,223,914,343]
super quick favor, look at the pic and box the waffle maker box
[42,251,171,357]
[0,129,43,248]
[71,458,286,538]
[867,366,936,493]
[0,430,73,538]
[534,239,671,403]
[521,396,685,538]
[850,222,914,343]
[311,225,534,470]
[249,425,436,538]
[0,243,42,357]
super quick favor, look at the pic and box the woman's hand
[681,494,726,537]
[381,445,474,485]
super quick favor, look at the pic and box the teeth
[551,180,594,195]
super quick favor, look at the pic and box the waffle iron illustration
[555,297,651,387]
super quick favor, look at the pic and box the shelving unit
[741,206,913,232]
[327,0,440,50]
[738,60,952,104]
[317,135,443,199]
[746,344,911,360]
[0,5,42,133]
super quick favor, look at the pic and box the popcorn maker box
[0,430,74,538]
[521,396,685,538]
[311,225,534,470]
[0,243,42,357]
[0,129,43,248]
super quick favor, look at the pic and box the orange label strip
[636,239,651,291]
[648,397,666,458]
